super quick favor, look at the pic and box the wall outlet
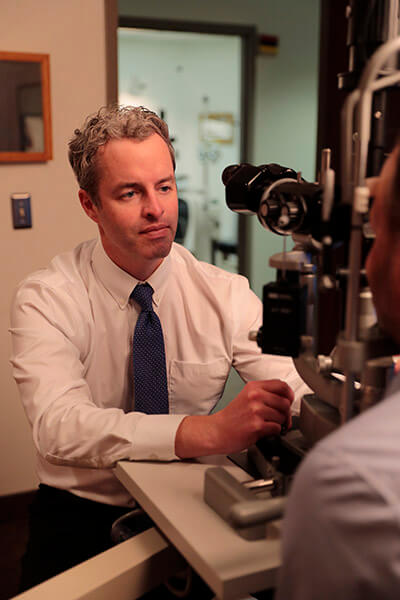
[11,193,32,229]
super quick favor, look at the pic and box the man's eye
[122,190,136,199]
[160,185,172,193]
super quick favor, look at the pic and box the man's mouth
[141,224,168,232]
[140,224,170,237]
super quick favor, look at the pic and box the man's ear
[79,189,99,223]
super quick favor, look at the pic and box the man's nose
[143,191,164,219]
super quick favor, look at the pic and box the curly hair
[68,105,175,205]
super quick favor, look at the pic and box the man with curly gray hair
[10,104,308,591]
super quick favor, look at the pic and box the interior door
[118,26,244,273]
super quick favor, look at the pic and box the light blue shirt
[276,373,400,600]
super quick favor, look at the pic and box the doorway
[118,18,255,276]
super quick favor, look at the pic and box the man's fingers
[247,385,292,415]
[262,392,292,414]
[263,422,283,437]
[263,406,289,425]
[254,379,295,404]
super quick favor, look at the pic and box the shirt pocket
[168,358,231,415]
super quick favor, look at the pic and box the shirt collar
[91,239,171,309]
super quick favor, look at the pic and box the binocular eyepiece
[222,162,325,237]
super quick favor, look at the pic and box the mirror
[0,51,52,162]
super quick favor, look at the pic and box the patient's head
[366,142,400,342]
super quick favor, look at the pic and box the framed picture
[199,113,234,144]
[0,51,52,162]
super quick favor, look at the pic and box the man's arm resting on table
[175,379,294,458]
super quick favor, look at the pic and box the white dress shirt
[10,239,307,506]
[276,373,400,600]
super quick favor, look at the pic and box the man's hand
[212,379,294,453]
[175,379,294,459]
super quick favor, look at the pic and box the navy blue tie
[131,283,169,414]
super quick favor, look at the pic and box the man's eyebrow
[112,176,175,194]
[156,176,175,185]
[111,182,140,194]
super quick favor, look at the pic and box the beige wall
[0,0,108,495]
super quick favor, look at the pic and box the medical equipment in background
[205,0,400,540]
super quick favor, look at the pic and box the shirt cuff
[130,414,187,461]
[281,364,313,416]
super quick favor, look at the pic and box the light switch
[11,193,32,229]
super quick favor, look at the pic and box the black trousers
[20,485,215,599]
[19,484,133,592]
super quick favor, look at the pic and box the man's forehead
[97,136,172,169]
[96,138,175,191]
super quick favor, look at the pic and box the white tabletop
[115,455,281,600]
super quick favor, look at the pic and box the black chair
[175,198,189,245]
[110,507,153,544]
[211,240,238,266]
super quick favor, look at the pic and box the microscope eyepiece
[222,162,298,215]
[221,164,243,186]
[222,161,347,241]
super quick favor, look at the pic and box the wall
[0,0,106,495]
[118,0,321,297]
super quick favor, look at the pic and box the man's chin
[144,237,174,259]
